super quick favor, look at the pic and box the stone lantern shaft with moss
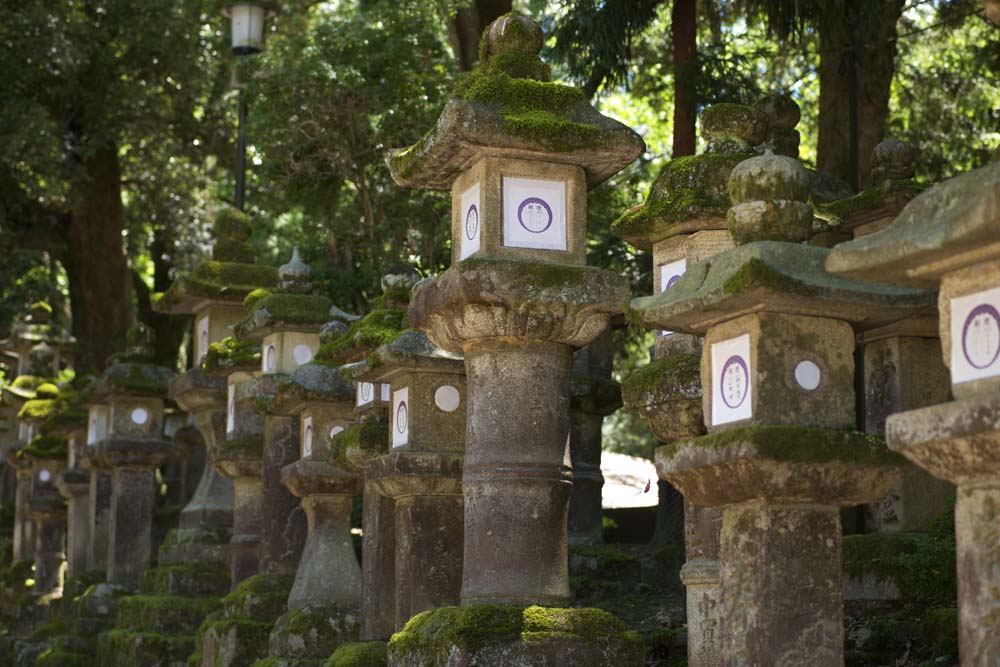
[826,160,1000,664]
[390,13,644,665]
[632,150,933,665]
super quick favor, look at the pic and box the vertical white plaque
[711,334,752,426]
[302,416,313,458]
[197,315,210,363]
[502,177,567,251]
[380,383,390,403]
[392,387,409,447]
[357,382,374,407]
[226,384,236,433]
[658,259,686,337]
[460,183,481,260]
[950,286,1000,384]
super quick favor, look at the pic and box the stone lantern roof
[349,330,463,385]
[234,248,332,341]
[826,161,1000,290]
[388,13,645,191]
[268,362,355,417]
[154,208,279,314]
[89,324,174,401]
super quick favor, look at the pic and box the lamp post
[221,2,277,211]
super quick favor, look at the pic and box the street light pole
[236,92,248,211]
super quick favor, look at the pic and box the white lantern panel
[502,177,567,251]
[392,387,409,448]
[950,286,1000,384]
[228,3,268,54]
[357,382,375,407]
[434,385,461,413]
[263,344,277,373]
[711,334,752,426]
[658,258,686,337]
[460,183,481,260]
[794,360,822,391]
[292,344,313,366]
[197,316,210,364]
[227,384,236,434]
[302,416,313,458]
[131,407,149,425]
[39,469,51,483]
[329,425,345,440]
[380,383,390,402]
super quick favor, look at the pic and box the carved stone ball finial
[727,149,814,244]
[212,208,255,263]
[871,139,918,186]
[700,103,767,154]
[124,322,156,361]
[754,93,801,158]
[486,14,543,57]
[27,341,55,376]
[278,247,313,294]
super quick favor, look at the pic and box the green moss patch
[816,180,924,228]
[620,354,700,409]
[222,573,295,621]
[158,260,278,309]
[100,362,173,396]
[18,434,68,460]
[390,604,641,660]
[96,628,195,667]
[17,398,61,421]
[236,292,333,337]
[327,641,388,667]
[317,309,407,365]
[116,594,219,634]
[661,425,905,467]
[331,421,389,465]
[201,336,260,376]
[213,435,264,462]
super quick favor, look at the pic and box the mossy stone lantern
[390,13,644,665]
[2,301,75,377]
[350,330,466,631]
[154,208,277,566]
[90,323,175,588]
[262,362,364,662]
[632,151,932,665]
[17,431,68,599]
[827,160,1000,663]
[45,392,91,579]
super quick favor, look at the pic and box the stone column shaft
[88,467,113,572]
[230,476,263,587]
[394,494,464,629]
[361,483,395,640]
[461,339,573,606]
[107,466,156,586]
[182,408,234,531]
[288,494,361,610]
[720,502,842,666]
[955,481,1000,664]
[260,415,306,574]
[13,471,34,562]
[32,510,65,596]
[61,480,90,576]
[567,412,604,546]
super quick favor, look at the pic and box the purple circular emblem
[720,355,749,409]
[396,401,408,433]
[517,197,553,234]
[962,303,1000,369]
[665,274,682,289]
[465,205,479,240]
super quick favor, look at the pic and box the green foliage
[201,336,261,375]
[317,309,407,364]
[327,641,388,667]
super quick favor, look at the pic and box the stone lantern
[2,302,75,377]
[154,208,278,568]
[41,392,89,578]
[350,329,466,630]
[89,323,175,588]
[826,160,1000,663]
[262,361,363,663]
[315,266,413,643]
[389,13,644,664]
[631,150,933,665]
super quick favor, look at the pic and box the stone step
[140,563,230,598]
[96,628,194,667]
[116,595,219,634]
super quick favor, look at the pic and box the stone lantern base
[387,604,645,667]
[253,605,360,666]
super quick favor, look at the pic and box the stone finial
[212,208,255,263]
[485,13,543,57]
[754,93,801,158]
[700,103,767,154]
[124,323,156,361]
[871,139,917,187]
[727,149,813,243]
[27,301,53,325]
[27,342,55,376]
[381,265,421,309]
[278,247,313,294]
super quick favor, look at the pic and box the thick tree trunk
[65,143,133,374]
[672,0,698,157]
[818,0,904,188]
[134,225,188,367]
[449,0,512,71]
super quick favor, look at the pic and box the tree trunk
[133,223,188,368]
[65,143,133,374]
[672,0,698,157]
[818,0,904,189]
[449,0,512,71]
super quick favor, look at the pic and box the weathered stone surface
[726,150,813,244]
[632,241,935,334]
[260,414,307,575]
[409,257,628,354]
[825,161,1000,289]
[55,468,90,576]
[621,352,703,442]
[361,485,395,642]
[266,605,361,660]
[679,558,721,667]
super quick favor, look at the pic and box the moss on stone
[101,362,172,396]
[17,398,61,421]
[40,405,88,434]
[661,425,905,467]
[18,434,68,460]
[720,256,812,297]
[243,288,272,312]
[35,382,60,399]
[316,309,407,365]
[390,604,639,659]
[816,180,925,226]
[35,648,90,667]
[620,354,700,409]
[116,594,219,633]
[158,260,278,308]
[237,292,333,336]
[96,628,195,666]
[331,421,389,464]
[457,256,622,295]
[201,336,261,375]
[221,573,295,620]
[11,375,42,391]
[214,435,264,461]
[327,641,388,667]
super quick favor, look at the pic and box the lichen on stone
[331,421,389,465]
[316,309,407,365]
[236,292,333,338]
[620,353,700,410]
